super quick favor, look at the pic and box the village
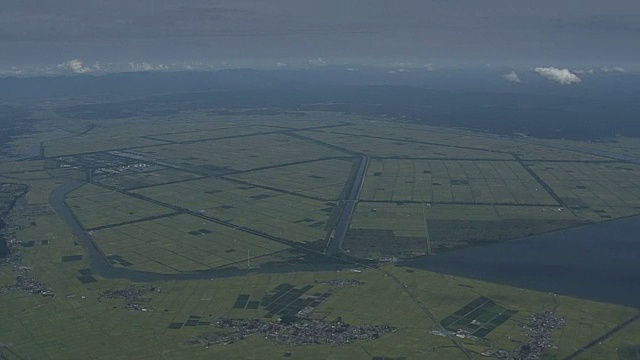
[514,311,566,360]
[99,285,160,301]
[0,237,52,297]
[478,310,566,359]
[313,279,365,286]
[188,317,396,347]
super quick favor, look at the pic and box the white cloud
[601,66,626,73]
[276,62,288,68]
[534,67,581,85]
[128,62,168,72]
[308,57,327,66]
[0,66,26,76]
[573,69,594,74]
[503,71,521,83]
[424,63,435,72]
[346,67,357,71]
[390,68,409,74]
[57,59,93,74]
[179,61,216,71]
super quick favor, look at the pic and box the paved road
[325,155,369,255]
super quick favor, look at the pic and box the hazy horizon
[2,0,639,76]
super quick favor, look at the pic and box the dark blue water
[0,220,8,258]
[401,217,640,308]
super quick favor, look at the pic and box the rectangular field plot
[542,135,640,160]
[298,130,513,160]
[43,111,240,155]
[230,283,332,319]
[228,158,354,200]
[219,112,350,129]
[440,297,517,337]
[346,202,584,255]
[132,178,336,243]
[45,134,166,157]
[344,228,429,258]
[361,159,558,205]
[617,345,640,360]
[95,168,202,190]
[90,214,289,273]
[529,162,640,219]
[125,133,347,174]
[147,124,275,143]
[66,184,175,230]
[332,123,610,161]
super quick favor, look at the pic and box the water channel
[50,179,640,307]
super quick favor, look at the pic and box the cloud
[308,58,327,66]
[534,67,581,85]
[424,63,435,72]
[128,62,168,72]
[346,67,357,71]
[389,68,409,74]
[276,62,288,68]
[601,66,626,73]
[503,71,521,83]
[573,69,594,74]
[57,59,93,74]
[0,66,26,76]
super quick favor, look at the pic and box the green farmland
[1,110,640,359]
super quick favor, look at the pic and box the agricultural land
[1,109,639,359]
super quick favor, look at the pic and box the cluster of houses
[188,317,396,347]
[0,238,52,297]
[514,310,566,360]
[99,285,160,301]
[313,279,364,286]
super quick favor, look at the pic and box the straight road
[325,155,369,255]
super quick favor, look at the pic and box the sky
[1,0,639,75]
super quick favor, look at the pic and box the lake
[400,216,640,308]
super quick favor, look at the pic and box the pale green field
[65,184,175,230]
[126,132,347,172]
[328,122,614,161]
[96,168,203,190]
[361,159,558,205]
[91,214,289,273]
[0,159,46,173]
[132,177,336,243]
[228,158,355,201]
[46,135,167,158]
[541,135,640,160]
[297,130,514,159]
[148,124,276,143]
[531,161,640,219]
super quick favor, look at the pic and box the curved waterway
[51,181,640,307]
[48,180,351,282]
[401,217,640,308]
